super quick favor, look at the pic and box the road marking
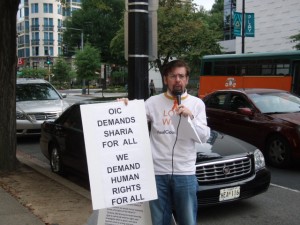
[271,183,300,193]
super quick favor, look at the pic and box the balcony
[43,39,54,45]
[31,25,39,31]
[43,25,54,31]
[31,39,40,45]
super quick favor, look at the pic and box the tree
[63,0,124,63]
[74,43,101,93]
[52,57,72,85]
[18,67,48,79]
[0,0,20,171]
[155,0,222,89]
[110,27,127,66]
[290,32,300,50]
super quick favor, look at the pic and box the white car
[16,78,69,136]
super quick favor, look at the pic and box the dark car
[40,101,270,206]
[203,88,300,168]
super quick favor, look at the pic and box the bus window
[199,51,300,98]
[203,62,213,75]
[227,61,238,75]
[261,64,273,75]
[215,61,227,75]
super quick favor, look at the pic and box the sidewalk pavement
[0,187,45,225]
[0,90,128,225]
[0,151,93,225]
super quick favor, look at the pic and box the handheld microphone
[173,90,182,105]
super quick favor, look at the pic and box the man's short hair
[162,60,190,77]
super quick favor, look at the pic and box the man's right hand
[116,98,129,105]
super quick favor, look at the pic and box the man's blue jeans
[149,175,198,225]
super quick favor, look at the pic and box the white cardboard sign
[80,100,157,210]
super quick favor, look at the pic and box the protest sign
[80,100,157,210]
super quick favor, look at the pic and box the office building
[221,0,300,53]
[16,0,81,68]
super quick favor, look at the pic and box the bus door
[292,61,300,96]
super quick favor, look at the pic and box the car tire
[266,135,291,168]
[50,144,64,175]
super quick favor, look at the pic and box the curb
[16,150,91,200]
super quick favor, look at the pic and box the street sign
[245,13,255,37]
[233,12,242,37]
[17,58,25,65]
[234,12,255,37]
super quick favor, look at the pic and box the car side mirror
[61,93,67,98]
[237,107,254,116]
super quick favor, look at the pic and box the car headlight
[254,149,266,170]
[16,110,26,120]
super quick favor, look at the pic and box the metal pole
[81,31,84,51]
[48,65,51,82]
[242,0,245,53]
[127,0,149,100]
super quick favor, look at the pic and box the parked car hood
[269,112,300,125]
[16,99,69,113]
[196,131,256,163]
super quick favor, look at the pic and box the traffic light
[46,56,51,65]
[62,44,68,54]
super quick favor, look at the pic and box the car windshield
[16,83,61,101]
[249,92,300,113]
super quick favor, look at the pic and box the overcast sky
[192,0,215,10]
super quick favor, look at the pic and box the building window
[58,4,62,14]
[32,46,39,56]
[31,3,38,13]
[25,21,30,32]
[31,32,39,45]
[44,46,54,56]
[58,33,62,45]
[43,18,54,31]
[44,32,54,45]
[31,18,39,31]
[25,7,29,17]
[223,0,236,40]
[25,48,30,57]
[43,3,53,13]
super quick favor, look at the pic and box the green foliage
[290,32,300,50]
[74,43,101,81]
[110,70,128,85]
[155,0,222,86]
[52,57,72,84]
[210,0,224,14]
[110,27,126,66]
[18,67,48,79]
[63,0,124,63]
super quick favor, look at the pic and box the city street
[15,92,300,225]
[17,135,300,225]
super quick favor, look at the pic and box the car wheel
[266,135,291,168]
[50,144,64,175]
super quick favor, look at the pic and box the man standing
[149,79,155,96]
[146,60,210,225]
[118,60,210,225]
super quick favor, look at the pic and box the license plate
[219,186,240,201]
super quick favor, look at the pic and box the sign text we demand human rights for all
[81,100,157,210]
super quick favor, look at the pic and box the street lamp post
[61,27,83,51]
[127,0,149,100]
[61,27,84,93]
[242,0,245,53]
